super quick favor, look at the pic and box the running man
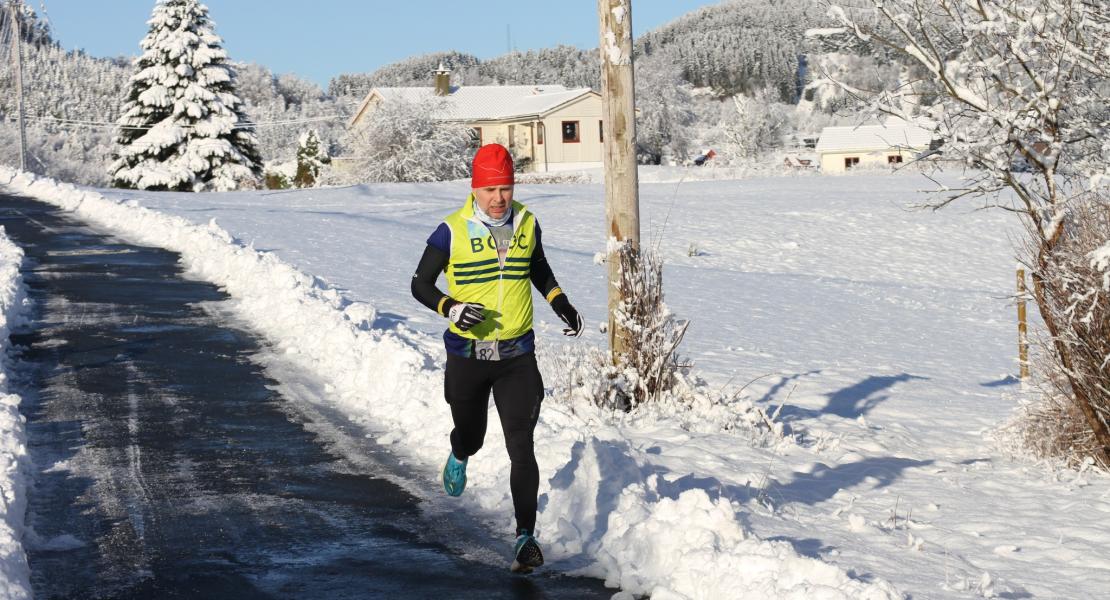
[410,143,584,573]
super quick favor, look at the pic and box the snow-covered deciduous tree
[634,59,695,164]
[335,97,471,184]
[109,0,262,192]
[234,63,344,164]
[797,52,906,115]
[293,129,329,188]
[722,88,789,160]
[0,122,114,184]
[1010,201,1110,467]
[814,0,1110,465]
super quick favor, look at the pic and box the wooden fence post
[1017,267,1029,382]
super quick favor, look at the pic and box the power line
[28,115,126,126]
[12,116,119,130]
[238,115,347,127]
[13,113,347,131]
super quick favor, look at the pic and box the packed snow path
[0,193,612,599]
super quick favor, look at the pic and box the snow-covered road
[0,193,612,598]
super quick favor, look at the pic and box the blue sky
[39,1,722,88]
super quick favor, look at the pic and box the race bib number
[475,341,501,361]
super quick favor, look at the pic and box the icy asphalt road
[0,193,612,599]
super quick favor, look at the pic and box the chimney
[434,63,452,97]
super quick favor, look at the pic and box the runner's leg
[445,353,493,459]
[491,353,544,533]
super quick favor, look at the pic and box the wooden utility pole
[9,0,28,172]
[598,0,640,363]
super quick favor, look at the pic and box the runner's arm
[529,223,561,301]
[411,244,455,316]
[530,222,583,336]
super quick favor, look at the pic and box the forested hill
[327,46,600,98]
[636,0,825,99]
[328,0,830,100]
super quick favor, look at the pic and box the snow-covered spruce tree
[109,0,262,191]
[293,129,329,188]
[814,0,1110,466]
[337,97,471,183]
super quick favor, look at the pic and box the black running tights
[444,351,543,534]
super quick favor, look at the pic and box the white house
[347,67,604,173]
[815,119,935,173]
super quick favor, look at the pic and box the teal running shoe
[510,530,544,573]
[442,452,467,497]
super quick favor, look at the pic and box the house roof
[816,120,934,153]
[349,85,598,127]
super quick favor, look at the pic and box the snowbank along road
[0,192,612,599]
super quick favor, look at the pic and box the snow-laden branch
[818,0,1110,464]
[1093,241,1110,293]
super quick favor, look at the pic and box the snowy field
[3,166,1109,599]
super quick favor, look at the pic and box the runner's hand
[447,302,486,331]
[550,294,583,337]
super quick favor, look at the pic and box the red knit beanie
[471,144,515,188]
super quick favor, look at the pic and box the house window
[508,125,516,148]
[562,121,580,143]
[599,120,604,143]
[844,157,860,169]
[471,127,483,147]
[536,123,544,145]
[888,154,903,164]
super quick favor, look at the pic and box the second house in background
[815,118,936,174]
[347,66,604,173]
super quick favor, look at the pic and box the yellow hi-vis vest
[443,195,537,340]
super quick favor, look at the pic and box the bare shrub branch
[604,244,691,412]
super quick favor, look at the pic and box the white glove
[447,302,486,331]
